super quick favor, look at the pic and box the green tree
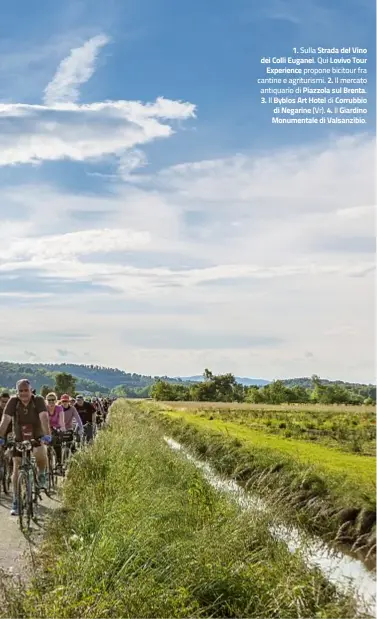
[40,385,51,398]
[150,380,176,401]
[54,372,77,397]
[245,386,265,403]
[289,385,310,403]
[260,380,290,404]
[190,370,242,402]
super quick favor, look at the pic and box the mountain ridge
[0,362,374,393]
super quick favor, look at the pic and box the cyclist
[0,392,11,429]
[93,397,104,428]
[75,395,96,443]
[46,392,65,468]
[60,394,83,448]
[0,392,12,477]
[0,379,51,515]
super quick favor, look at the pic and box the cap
[60,394,70,402]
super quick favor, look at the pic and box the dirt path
[0,487,61,581]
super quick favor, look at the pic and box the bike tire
[17,470,32,532]
[61,446,71,476]
[0,455,4,499]
[2,457,12,494]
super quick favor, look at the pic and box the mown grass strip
[0,402,364,618]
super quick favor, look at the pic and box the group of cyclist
[0,379,113,516]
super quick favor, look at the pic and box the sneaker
[10,499,19,516]
[38,472,47,490]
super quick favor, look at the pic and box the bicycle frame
[15,439,41,531]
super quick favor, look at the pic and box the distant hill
[282,377,376,391]
[0,362,374,396]
[0,362,191,393]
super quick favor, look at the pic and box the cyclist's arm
[59,407,66,431]
[35,396,50,436]
[0,397,15,437]
[90,404,96,425]
[39,411,50,436]
[0,413,12,438]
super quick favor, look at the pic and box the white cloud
[118,149,148,179]
[0,228,150,263]
[0,98,196,167]
[43,34,110,105]
[0,31,374,382]
[0,34,195,169]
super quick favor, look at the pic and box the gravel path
[0,486,61,581]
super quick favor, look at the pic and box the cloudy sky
[0,0,375,382]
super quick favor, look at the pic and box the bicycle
[58,429,75,475]
[81,422,95,447]
[16,439,45,532]
[0,443,12,497]
[47,443,58,492]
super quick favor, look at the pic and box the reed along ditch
[0,401,374,618]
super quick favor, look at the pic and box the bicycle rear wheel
[47,447,57,492]
[17,470,32,532]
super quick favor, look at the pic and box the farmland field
[156,401,376,456]
[138,400,376,563]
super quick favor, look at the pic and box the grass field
[138,401,376,560]
[161,401,376,456]
[0,402,365,618]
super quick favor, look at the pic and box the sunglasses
[18,388,31,393]
[47,398,56,402]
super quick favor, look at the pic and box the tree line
[1,366,375,405]
[150,370,376,405]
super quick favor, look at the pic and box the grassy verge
[0,402,366,618]
[138,402,376,560]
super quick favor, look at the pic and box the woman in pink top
[46,392,65,430]
[46,392,65,467]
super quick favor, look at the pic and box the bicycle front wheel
[47,447,57,492]
[61,446,71,476]
[17,470,32,532]
[2,456,12,494]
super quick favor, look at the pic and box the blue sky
[0,0,375,382]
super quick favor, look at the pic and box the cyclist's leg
[84,423,92,443]
[11,454,21,515]
[88,423,95,442]
[33,444,48,489]
[52,432,62,467]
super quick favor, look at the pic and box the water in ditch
[165,436,376,616]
